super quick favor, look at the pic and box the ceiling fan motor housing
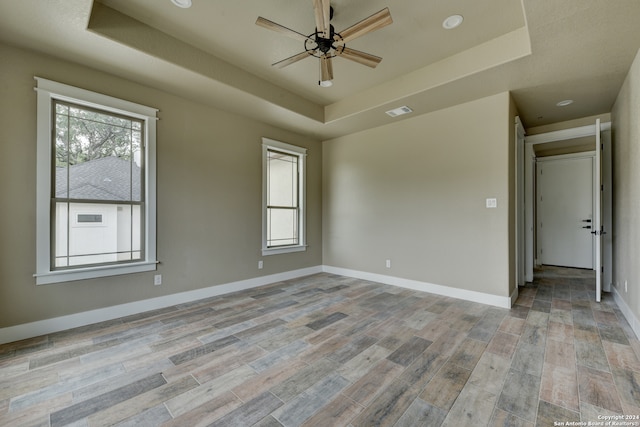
[316,25,336,53]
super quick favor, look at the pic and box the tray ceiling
[0,0,639,139]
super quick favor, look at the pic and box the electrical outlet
[486,198,497,208]
[385,259,391,268]
[154,274,162,286]
[258,260,263,269]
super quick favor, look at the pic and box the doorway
[536,153,594,269]
[516,119,612,300]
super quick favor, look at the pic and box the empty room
[2,0,640,426]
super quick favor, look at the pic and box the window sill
[34,261,158,285]
[261,245,307,256]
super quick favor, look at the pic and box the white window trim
[261,138,307,256]
[34,77,158,285]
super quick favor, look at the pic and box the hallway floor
[1,267,639,426]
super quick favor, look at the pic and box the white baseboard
[1,265,518,345]
[0,266,323,345]
[612,286,640,340]
[322,266,513,309]
[5,264,633,346]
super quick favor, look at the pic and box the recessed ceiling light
[385,106,413,117]
[443,15,464,30]
[171,0,192,8]
[556,99,574,107]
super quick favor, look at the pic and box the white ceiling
[1,0,639,140]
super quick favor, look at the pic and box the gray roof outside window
[55,156,141,201]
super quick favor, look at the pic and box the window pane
[267,150,298,207]
[54,102,143,202]
[54,202,69,267]
[132,129,143,202]
[54,201,142,267]
[55,105,70,199]
[267,207,298,247]
[116,204,142,261]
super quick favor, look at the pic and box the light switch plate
[486,198,497,208]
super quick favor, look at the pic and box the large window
[35,78,158,284]
[262,138,306,255]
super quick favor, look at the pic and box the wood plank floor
[2,267,640,426]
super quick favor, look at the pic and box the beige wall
[322,92,514,298]
[0,41,522,330]
[0,43,322,328]
[611,48,640,322]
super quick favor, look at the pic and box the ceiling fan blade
[320,55,333,82]
[339,47,382,68]
[273,51,312,69]
[312,0,331,38]
[338,7,392,43]
[256,17,312,42]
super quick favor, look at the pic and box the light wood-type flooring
[2,266,640,426]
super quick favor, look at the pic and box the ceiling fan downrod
[310,6,340,57]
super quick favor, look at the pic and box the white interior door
[537,154,594,269]
[594,119,602,302]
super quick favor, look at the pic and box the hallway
[513,265,639,424]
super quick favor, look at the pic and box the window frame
[34,77,158,285]
[261,138,307,256]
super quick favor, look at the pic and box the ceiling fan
[256,0,392,87]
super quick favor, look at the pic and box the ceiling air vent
[385,106,413,117]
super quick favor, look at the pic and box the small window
[35,77,158,284]
[76,214,104,224]
[262,138,306,255]
[74,213,107,227]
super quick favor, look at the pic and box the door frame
[515,117,526,287]
[516,121,612,291]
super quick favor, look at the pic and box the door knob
[582,219,592,223]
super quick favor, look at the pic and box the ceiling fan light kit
[256,0,392,86]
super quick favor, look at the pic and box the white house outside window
[35,78,158,284]
[262,138,306,255]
